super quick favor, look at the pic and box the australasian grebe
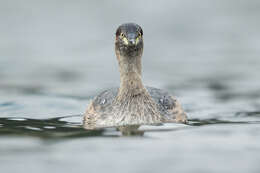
[83,23,187,132]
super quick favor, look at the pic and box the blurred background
[0,0,260,173]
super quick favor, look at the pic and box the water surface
[1,0,260,173]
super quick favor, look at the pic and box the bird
[83,23,187,133]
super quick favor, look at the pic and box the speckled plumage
[83,87,187,129]
[83,23,187,131]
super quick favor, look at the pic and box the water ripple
[1,114,259,138]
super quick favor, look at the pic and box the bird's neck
[117,54,146,98]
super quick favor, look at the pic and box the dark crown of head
[116,23,143,36]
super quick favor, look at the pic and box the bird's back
[87,86,187,125]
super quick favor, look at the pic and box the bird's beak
[128,38,136,46]
[127,33,139,46]
[123,37,137,46]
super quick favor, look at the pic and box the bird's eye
[120,33,125,37]
[138,32,142,37]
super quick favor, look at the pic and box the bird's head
[115,23,143,58]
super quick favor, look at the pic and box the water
[1,0,260,173]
